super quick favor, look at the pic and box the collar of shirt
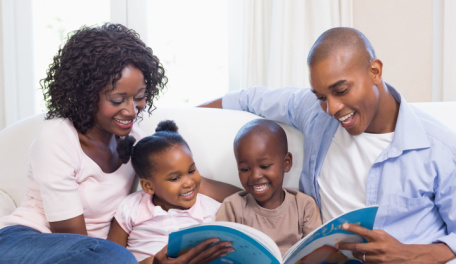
[375,84,430,163]
[135,193,204,224]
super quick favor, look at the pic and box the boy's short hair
[234,119,288,155]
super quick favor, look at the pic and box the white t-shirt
[115,191,220,261]
[318,125,393,223]
[0,118,144,238]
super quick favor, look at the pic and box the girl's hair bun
[117,135,137,164]
[155,120,178,133]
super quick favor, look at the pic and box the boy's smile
[235,131,292,209]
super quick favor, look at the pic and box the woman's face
[94,65,146,137]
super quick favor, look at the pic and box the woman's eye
[110,100,124,105]
[134,95,146,101]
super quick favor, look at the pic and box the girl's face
[143,144,201,211]
[94,65,147,137]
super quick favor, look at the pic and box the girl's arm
[49,214,88,235]
[200,177,241,203]
[107,218,129,247]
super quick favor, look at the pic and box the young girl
[216,119,322,257]
[109,120,233,263]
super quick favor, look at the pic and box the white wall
[352,0,433,102]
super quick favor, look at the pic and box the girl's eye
[169,177,179,182]
[189,169,196,174]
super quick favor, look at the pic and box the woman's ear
[369,58,383,84]
[284,152,293,173]
[140,178,155,195]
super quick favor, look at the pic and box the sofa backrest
[1,102,456,218]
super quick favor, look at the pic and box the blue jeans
[0,225,137,264]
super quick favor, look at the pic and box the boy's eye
[260,164,272,170]
[239,168,250,172]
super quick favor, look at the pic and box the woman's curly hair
[41,23,167,133]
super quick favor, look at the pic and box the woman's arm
[200,177,241,203]
[107,218,129,247]
[49,214,88,235]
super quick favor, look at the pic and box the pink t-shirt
[114,191,220,261]
[0,118,144,238]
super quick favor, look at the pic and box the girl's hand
[152,238,234,264]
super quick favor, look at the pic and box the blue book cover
[167,206,378,264]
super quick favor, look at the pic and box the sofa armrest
[0,189,17,218]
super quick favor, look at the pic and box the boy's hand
[153,238,234,264]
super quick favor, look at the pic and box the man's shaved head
[307,27,376,68]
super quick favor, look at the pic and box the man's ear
[284,152,293,173]
[140,178,155,195]
[369,58,383,84]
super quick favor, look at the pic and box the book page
[168,221,282,263]
[283,206,378,264]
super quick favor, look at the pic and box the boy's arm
[107,218,129,247]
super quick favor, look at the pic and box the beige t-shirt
[216,188,322,257]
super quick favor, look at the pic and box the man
[200,27,456,263]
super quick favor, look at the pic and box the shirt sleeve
[296,192,322,237]
[434,153,456,254]
[215,194,240,222]
[222,87,318,131]
[30,119,83,222]
[113,193,138,234]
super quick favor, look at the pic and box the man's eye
[335,88,348,95]
[316,96,326,102]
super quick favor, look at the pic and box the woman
[0,23,235,264]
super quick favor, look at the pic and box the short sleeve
[31,119,84,222]
[296,191,322,236]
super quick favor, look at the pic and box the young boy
[216,119,322,256]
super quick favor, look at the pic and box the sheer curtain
[235,0,353,90]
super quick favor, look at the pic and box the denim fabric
[0,225,137,264]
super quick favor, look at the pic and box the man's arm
[199,98,223,108]
[337,223,456,264]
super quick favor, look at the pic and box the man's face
[309,49,381,135]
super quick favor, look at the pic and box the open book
[167,206,378,264]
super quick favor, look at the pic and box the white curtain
[238,0,353,90]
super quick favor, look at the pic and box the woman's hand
[336,223,455,264]
[152,238,233,264]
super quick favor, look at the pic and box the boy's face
[141,144,201,211]
[234,132,292,209]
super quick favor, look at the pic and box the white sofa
[1,103,456,218]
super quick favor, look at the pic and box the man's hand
[152,238,233,264]
[336,223,455,264]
